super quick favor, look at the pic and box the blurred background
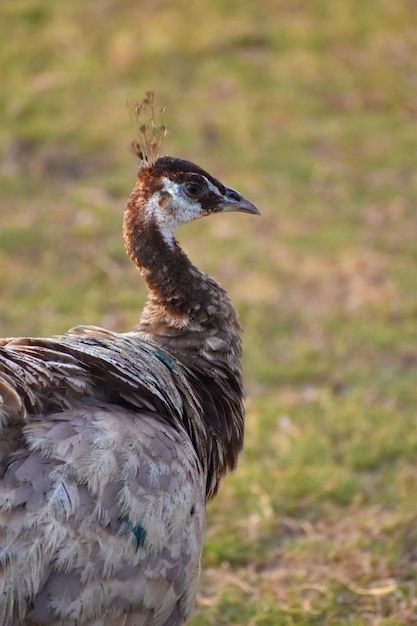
[1,1,416,623]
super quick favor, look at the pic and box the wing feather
[0,329,206,625]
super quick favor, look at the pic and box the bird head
[135,156,259,245]
[127,92,259,249]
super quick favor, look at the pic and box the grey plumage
[1,328,206,625]
[0,111,259,625]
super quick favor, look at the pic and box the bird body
[0,114,258,624]
[0,329,206,625]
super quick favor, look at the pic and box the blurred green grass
[1,0,417,623]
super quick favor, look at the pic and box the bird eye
[184,181,205,198]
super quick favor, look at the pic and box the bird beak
[219,187,261,215]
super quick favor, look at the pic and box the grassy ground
[1,1,417,623]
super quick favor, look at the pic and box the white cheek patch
[145,178,209,247]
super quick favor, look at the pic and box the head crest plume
[129,91,167,167]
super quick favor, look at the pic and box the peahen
[0,93,259,625]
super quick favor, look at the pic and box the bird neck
[123,187,245,499]
[123,188,240,338]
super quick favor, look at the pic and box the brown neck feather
[123,184,241,337]
[123,181,245,499]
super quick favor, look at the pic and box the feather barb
[129,91,167,167]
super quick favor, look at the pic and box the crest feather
[129,91,167,167]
